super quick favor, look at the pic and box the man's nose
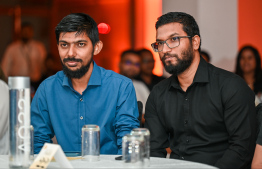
[162,42,172,53]
[68,45,76,57]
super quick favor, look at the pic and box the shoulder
[208,63,246,86]
[0,80,8,101]
[148,76,172,99]
[39,71,64,89]
[153,74,165,81]
[5,41,21,51]
[0,80,8,92]
[208,64,254,101]
[99,66,133,85]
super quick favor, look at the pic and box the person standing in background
[0,79,9,155]
[235,45,262,94]
[136,48,165,91]
[235,45,262,105]
[119,49,150,124]
[0,66,7,83]
[1,22,47,92]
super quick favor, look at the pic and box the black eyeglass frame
[151,36,191,52]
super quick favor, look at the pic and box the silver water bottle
[9,77,31,169]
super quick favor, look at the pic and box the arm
[114,81,140,154]
[215,77,257,168]
[31,82,54,154]
[252,144,262,169]
[144,89,169,158]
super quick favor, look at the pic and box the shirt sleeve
[114,80,140,154]
[144,88,169,158]
[31,82,54,154]
[215,77,257,168]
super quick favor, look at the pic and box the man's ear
[192,35,200,51]
[93,41,103,55]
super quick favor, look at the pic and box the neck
[140,73,152,84]
[71,62,94,95]
[243,71,255,84]
[177,52,200,92]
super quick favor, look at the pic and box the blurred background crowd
[0,0,262,101]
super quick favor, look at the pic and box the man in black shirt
[145,12,257,168]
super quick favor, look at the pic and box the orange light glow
[134,0,163,76]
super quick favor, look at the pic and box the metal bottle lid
[8,76,30,89]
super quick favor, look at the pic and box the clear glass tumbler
[81,125,100,161]
[122,134,145,167]
[131,128,150,166]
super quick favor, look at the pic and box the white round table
[0,155,217,168]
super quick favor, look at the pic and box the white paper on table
[30,143,73,169]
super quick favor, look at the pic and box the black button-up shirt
[145,57,257,168]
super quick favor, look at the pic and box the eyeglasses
[151,36,191,52]
[123,60,140,68]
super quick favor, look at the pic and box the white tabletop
[0,155,217,168]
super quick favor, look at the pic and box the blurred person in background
[119,49,150,124]
[200,50,211,63]
[136,48,165,91]
[235,45,262,104]
[0,66,7,83]
[0,79,9,155]
[1,22,47,93]
[119,50,141,79]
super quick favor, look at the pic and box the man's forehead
[156,22,185,39]
[59,31,89,40]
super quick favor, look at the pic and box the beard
[61,56,93,79]
[161,45,194,75]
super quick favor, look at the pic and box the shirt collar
[169,56,209,90]
[62,61,102,88]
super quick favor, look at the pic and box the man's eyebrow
[156,33,180,41]
[59,40,88,43]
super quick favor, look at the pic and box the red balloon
[98,23,111,34]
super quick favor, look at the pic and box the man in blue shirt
[31,13,140,154]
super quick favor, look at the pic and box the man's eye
[158,41,164,45]
[61,43,67,47]
[171,37,179,41]
[79,43,85,47]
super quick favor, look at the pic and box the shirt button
[80,116,83,120]
[185,97,188,101]
[186,140,189,143]
[184,120,188,124]
[181,156,184,160]
[80,98,83,102]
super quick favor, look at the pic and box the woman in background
[235,45,262,95]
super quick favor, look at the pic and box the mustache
[63,57,83,63]
[161,53,178,62]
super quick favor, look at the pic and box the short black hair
[137,48,153,56]
[156,12,201,52]
[120,49,140,60]
[55,13,99,46]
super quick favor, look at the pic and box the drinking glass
[122,134,145,167]
[81,125,100,161]
[131,128,150,166]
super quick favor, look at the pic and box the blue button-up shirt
[31,62,140,154]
